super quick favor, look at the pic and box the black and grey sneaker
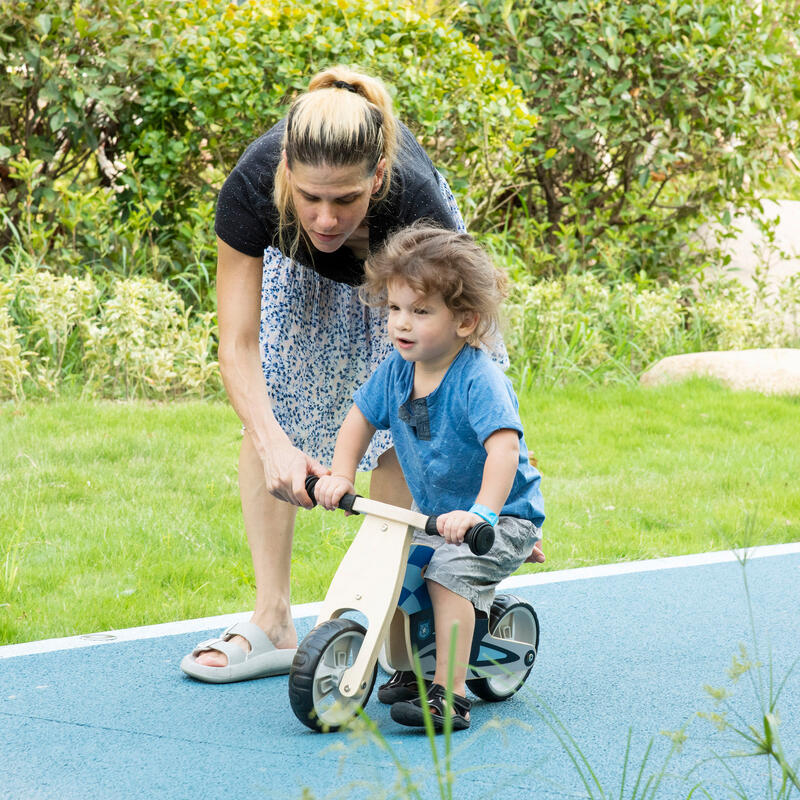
[377,670,429,705]
[390,682,472,732]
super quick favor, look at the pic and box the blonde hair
[362,224,508,347]
[273,66,398,258]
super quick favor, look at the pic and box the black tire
[466,594,539,702]
[289,618,377,732]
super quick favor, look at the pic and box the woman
[180,66,523,683]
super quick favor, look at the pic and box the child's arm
[437,428,520,545]
[314,405,376,511]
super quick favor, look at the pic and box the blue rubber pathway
[2,545,799,800]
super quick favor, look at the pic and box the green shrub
[0,270,220,400]
[82,277,219,399]
[455,0,800,279]
[13,269,99,391]
[0,282,28,401]
[118,0,533,228]
[502,268,800,388]
[1,0,533,304]
[0,0,164,243]
[692,275,800,351]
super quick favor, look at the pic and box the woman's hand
[436,510,484,546]
[313,474,356,511]
[525,540,546,563]
[262,434,328,509]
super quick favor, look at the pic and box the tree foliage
[1,0,799,294]
[115,0,534,227]
[0,0,163,237]
[0,0,533,283]
[456,0,800,277]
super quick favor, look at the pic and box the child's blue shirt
[353,345,545,525]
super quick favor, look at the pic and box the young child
[313,224,545,731]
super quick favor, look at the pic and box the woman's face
[287,158,385,253]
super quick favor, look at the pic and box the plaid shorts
[411,516,542,615]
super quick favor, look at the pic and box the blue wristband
[469,504,499,527]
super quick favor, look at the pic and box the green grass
[530,379,800,569]
[1,379,798,645]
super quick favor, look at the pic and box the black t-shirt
[214,119,458,285]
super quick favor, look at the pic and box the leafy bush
[82,277,219,399]
[1,269,220,400]
[0,282,28,401]
[455,0,800,279]
[4,254,796,401]
[1,0,533,304]
[693,275,800,351]
[117,0,534,226]
[13,269,98,392]
[0,0,163,242]
[501,266,800,388]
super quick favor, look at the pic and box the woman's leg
[197,444,408,668]
[369,446,412,507]
[195,432,298,667]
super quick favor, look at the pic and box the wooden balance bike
[288,476,539,732]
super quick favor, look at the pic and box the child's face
[386,280,476,369]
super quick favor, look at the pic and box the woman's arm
[216,237,325,507]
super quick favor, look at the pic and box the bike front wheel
[289,618,376,732]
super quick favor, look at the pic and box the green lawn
[1,379,798,645]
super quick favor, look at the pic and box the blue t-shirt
[354,345,545,525]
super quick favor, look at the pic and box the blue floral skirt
[258,174,507,471]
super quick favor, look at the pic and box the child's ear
[457,310,479,339]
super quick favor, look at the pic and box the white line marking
[1,543,798,660]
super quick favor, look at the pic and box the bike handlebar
[305,475,494,556]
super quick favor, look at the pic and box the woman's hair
[274,66,398,257]
[362,224,508,347]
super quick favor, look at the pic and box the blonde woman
[181,66,509,683]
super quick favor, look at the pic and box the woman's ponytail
[273,66,399,258]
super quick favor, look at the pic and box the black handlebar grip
[424,516,439,537]
[304,475,360,515]
[305,475,319,504]
[465,521,494,555]
[424,516,494,556]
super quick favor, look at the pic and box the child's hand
[313,474,355,512]
[436,510,484,546]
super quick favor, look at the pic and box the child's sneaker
[390,683,471,731]
[377,670,429,704]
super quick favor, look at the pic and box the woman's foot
[194,633,249,667]
[180,620,297,682]
[194,615,297,667]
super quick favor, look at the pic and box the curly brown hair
[362,223,508,347]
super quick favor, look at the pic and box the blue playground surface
[2,544,799,800]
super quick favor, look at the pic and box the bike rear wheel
[466,594,539,702]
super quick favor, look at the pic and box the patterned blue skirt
[258,175,507,471]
